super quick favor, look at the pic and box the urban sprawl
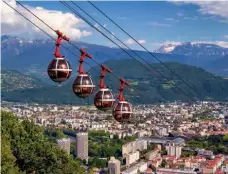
[2,101,228,174]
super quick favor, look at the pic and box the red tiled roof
[163,155,176,160]
[215,169,223,174]
[145,168,153,172]
[215,154,224,158]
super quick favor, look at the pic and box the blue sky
[2,1,228,50]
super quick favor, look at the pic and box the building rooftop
[56,138,70,142]
[77,132,88,135]
[174,137,185,144]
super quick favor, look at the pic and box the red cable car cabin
[72,49,95,98]
[113,78,133,122]
[47,30,72,83]
[94,64,115,111]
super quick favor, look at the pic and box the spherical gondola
[48,30,72,83]
[72,74,95,98]
[113,101,133,122]
[47,57,72,83]
[94,64,115,111]
[112,78,133,123]
[94,88,115,111]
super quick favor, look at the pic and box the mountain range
[1,35,228,104]
[155,42,228,56]
[2,59,228,104]
[2,35,228,81]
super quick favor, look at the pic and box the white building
[122,161,147,174]
[122,166,138,174]
[166,142,182,158]
[157,168,196,174]
[76,132,88,161]
[145,149,160,161]
[136,161,147,173]
[56,138,71,154]
[126,151,139,166]
[108,157,120,174]
[122,139,147,156]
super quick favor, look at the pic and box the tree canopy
[1,111,85,174]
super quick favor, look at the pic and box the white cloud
[111,32,115,39]
[81,30,92,37]
[177,12,185,17]
[1,0,92,40]
[192,1,228,19]
[118,16,127,20]
[94,23,99,28]
[149,21,171,27]
[125,38,135,45]
[173,1,228,20]
[225,35,228,40]
[138,40,146,44]
[94,23,102,32]
[183,16,198,20]
[165,18,179,22]
[124,38,146,45]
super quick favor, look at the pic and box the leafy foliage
[88,158,107,168]
[44,127,67,140]
[1,111,85,174]
[88,130,122,158]
[186,135,228,154]
[161,159,167,167]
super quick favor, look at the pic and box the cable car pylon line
[15,1,158,104]
[69,2,169,102]
[87,0,203,99]
[3,1,96,87]
[71,1,163,80]
[59,1,195,102]
[4,1,149,105]
[16,1,81,53]
[71,1,200,102]
[60,1,183,101]
[17,0,100,76]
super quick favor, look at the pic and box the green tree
[179,165,185,169]
[61,119,67,124]
[1,134,22,174]
[161,159,167,168]
[1,111,86,174]
[149,164,156,172]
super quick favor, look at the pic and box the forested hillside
[1,70,45,92]
[1,111,85,174]
[2,60,228,104]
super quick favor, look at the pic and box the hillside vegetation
[1,111,85,174]
[2,60,228,104]
[1,70,44,92]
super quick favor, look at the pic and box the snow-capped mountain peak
[154,42,228,56]
[155,42,182,53]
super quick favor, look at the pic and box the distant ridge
[2,35,228,78]
[2,60,228,104]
